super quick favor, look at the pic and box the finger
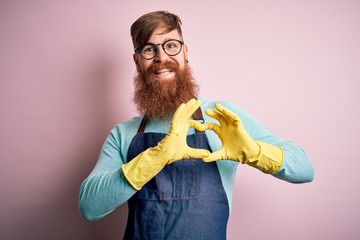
[186,147,211,158]
[189,120,222,136]
[215,104,240,122]
[202,150,225,162]
[188,120,207,132]
[173,102,186,122]
[205,108,226,124]
[201,122,221,135]
[175,99,199,121]
[184,99,201,119]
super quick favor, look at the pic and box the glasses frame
[134,39,184,60]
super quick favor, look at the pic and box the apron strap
[138,116,147,133]
[193,107,204,122]
[138,107,204,133]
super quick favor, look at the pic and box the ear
[133,53,139,65]
[183,44,189,59]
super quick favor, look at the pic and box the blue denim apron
[124,110,229,239]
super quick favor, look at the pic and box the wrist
[250,141,284,174]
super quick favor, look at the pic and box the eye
[167,43,175,49]
[165,41,178,49]
[141,45,156,54]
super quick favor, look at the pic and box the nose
[154,45,169,62]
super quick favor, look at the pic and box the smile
[155,68,172,76]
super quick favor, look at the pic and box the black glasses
[135,39,184,60]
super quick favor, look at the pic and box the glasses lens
[140,44,157,59]
[164,40,182,56]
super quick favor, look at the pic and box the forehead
[148,27,182,43]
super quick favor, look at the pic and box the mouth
[155,68,171,75]
[154,68,175,79]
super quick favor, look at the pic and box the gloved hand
[122,99,211,190]
[203,103,283,174]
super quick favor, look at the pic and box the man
[79,11,314,239]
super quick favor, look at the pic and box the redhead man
[79,11,314,239]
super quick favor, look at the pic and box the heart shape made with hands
[169,99,260,164]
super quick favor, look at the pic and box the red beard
[133,61,199,119]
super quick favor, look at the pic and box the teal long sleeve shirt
[79,98,314,221]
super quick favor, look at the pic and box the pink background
[1,1,359,239]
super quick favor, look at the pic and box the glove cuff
[122,147,170,190]
[247,141,284,174]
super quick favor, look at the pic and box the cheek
[137,61,151,73]
[177,57,187,69]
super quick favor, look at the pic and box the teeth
[155,68,171,74]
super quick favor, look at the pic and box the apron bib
[124,110,229,239]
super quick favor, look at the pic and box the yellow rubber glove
[122,99,211,190]
[203,103,283,174]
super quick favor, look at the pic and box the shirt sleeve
[210,100,314,183]
[78,123,138,221]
